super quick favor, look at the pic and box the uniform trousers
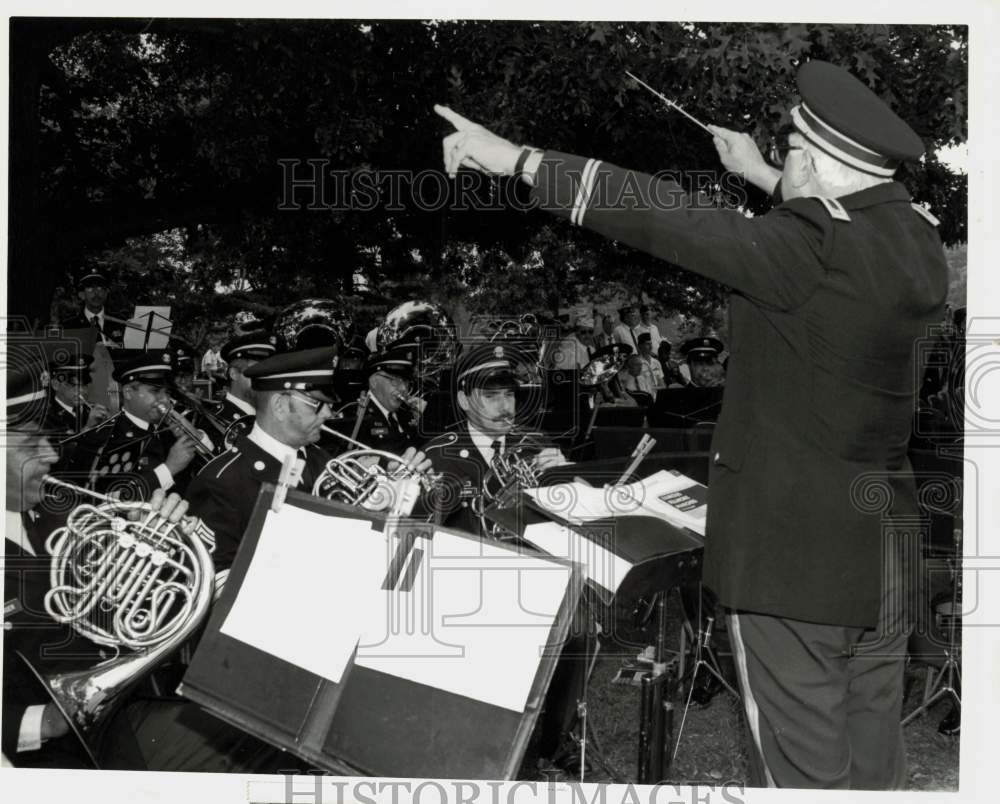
[727,537,910,789]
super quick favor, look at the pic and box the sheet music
[526,470,707,536]
[520,521,633,595]
[355,527,571,713]
[125,305,173,349]
[220,507,386,684]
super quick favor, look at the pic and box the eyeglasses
[285,391,336,416]
[766,140,802,169]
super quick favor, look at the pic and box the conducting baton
[625,71,714,136]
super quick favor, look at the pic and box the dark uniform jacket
[43,396,85,436]
[60,310,126,346]
[532,153,948,627]
[58,411,177,498]
[3,511,103,767]
[420,425,492,537]
[210,393,255,429]
[185,434,332,570]
[328,395,421,457]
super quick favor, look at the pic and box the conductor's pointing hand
[435,104,522,177]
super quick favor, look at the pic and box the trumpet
[152,400,216,459]
[22,475,216,765]
[170,385,231,443]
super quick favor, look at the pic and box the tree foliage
[11,19,968,335]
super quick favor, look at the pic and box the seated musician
[2,349,191,768]
[59,349,199,498]
[331,345,425,456]
[421,343,567,537]
[43,351,108,436]
[212,331,277,428]
[185,346,341,570]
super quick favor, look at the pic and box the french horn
[21,476,216,765]
[312,448,438,513]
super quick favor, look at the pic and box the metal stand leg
[672,592,740,762]
[555,596,625,782]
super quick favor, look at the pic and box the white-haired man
[435,59,947,789]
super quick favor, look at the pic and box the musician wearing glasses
[3,347,191,768]
[184,346,340,570]
[60,350,199,498]
[59,269,125,347]
[421,344,567,536]
[436,59,947,788]
[332,345,425,456]
[43,352,108,436]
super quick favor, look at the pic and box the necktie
[630,328,638,348]
[490,439,503,465]
[295,448,310,489]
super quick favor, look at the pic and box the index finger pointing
[434,104,473,132]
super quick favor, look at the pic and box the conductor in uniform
[436,58,948,788]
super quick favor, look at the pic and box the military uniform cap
[78,269,109,288]
[456,343,518,390]
[220,332,277,363]
[590,342,633,361]
[112,349,174,385]
[244,346,338,393]
[680,336,724,360]
[49,351,94,384]
[4,337,86,432]
[792,60,924,177]
[367,344,416,380]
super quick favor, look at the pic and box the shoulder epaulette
[813,196,851,222]
[911,203,940,227]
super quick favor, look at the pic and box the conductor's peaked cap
[792,60,925,178]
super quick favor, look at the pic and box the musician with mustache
[421,343,566,536]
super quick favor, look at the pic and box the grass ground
[527,596,960,790]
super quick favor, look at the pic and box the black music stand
[182,486,582,779]
[672,587,740,762]
[486,460,705,782]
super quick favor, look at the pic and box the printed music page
[520,521,633,595]
[636,470,708,536]
[220,507,387,683]
[355,527,571,713]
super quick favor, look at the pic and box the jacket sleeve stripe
[571,158,601,226]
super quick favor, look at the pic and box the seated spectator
[636,332,666,389]
[620,354,657,402]
[613,305,641,348]
[594,314,616,350]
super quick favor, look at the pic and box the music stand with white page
[123,305,173,349]
[181,486,583,779]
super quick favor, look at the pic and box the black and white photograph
[2,3,995,803]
